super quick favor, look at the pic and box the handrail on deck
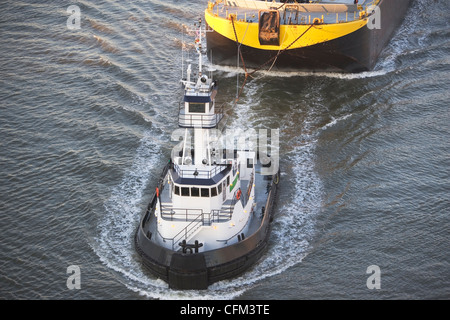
[161,209,225,250]
[208,0,380,24]
[172,162,230,179]
[178,101,225,128]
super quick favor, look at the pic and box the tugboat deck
[147,164,271,252]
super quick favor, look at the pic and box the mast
[194,17,205,167]
[196,18,203,78]
[178,18,222,168]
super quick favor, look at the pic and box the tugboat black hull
[205,0,412,73]
[134,171,279,290]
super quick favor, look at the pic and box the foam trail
[92,81,323,301]
[321,114,352,130]
[210,63,388,80]
[92,130,169,293]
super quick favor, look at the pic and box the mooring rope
[230,15,317,104]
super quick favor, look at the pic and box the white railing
[173,162,229,179]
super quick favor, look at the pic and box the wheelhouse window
[191,187,200,197]
[211,187,217,197]
[201,188,209,197]
[174,185,180,195]
[247,158,254,168]
[181,187,190,196]
[217,183,222,194]
[188,102,205,113]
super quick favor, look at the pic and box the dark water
[0,0,448,300]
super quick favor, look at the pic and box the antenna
[195,18,203,76]
[181,28,184,81]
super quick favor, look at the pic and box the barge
[205,0,412,72]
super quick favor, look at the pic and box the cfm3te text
[180,304,269,317]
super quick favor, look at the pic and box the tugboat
[134,19,279,290]
[204,0,412,72]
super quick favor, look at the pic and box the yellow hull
[204,8,368,51]
[204,0,412,72]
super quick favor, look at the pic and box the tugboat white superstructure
[135,19,279,290]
